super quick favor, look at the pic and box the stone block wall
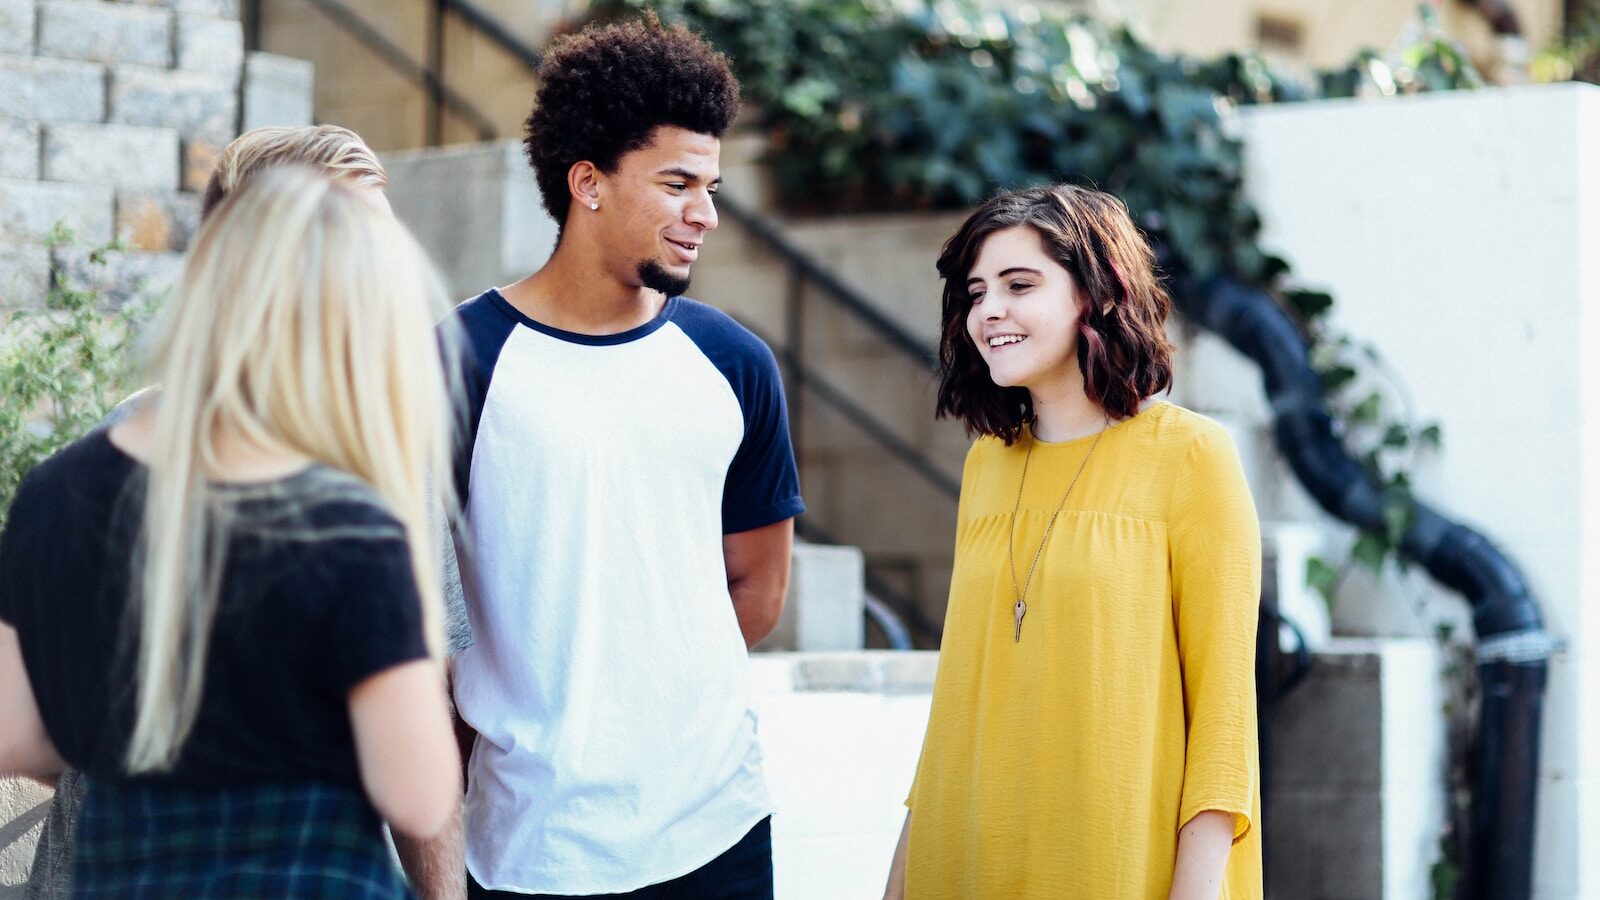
[0,0,313,314]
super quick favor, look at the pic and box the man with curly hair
[403,15,802,900]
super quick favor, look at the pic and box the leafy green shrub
[0,224,156,529]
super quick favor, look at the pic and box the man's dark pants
[466,817,773,900]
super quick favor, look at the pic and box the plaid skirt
[71,779,412,899]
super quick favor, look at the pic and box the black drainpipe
[1166,261,1553,900]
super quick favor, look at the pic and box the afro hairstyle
[524,15,740,230]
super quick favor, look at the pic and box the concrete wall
[1119,0,1560,73]
[381,139,555,301]
[1266,639,1445,899]
[0,780,49,897]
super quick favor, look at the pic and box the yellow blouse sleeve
[1168,424,1262,842]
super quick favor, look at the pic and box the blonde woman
[0,168,462,897]
[18,124,475,900]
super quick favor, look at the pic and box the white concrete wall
[1232,82,1600,900]
[0,779,49,894]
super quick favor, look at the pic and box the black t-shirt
[0,430,430,789]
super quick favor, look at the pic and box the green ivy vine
[0,225,153,529]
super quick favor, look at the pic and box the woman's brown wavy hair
[935,184,1174,444]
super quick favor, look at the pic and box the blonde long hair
[126,167,457,773]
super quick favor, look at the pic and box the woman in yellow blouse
[884,184,1262,900]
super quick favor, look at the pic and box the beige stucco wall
[1119,0,1561,71]
[257,0,567,151]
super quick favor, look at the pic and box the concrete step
[1266,638,1445,899]
[758,542,867,653]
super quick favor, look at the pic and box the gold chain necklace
[1007,417,1110,643]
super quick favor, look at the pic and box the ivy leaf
[1319,364,1357,392]
[1382,495,1414,545]
[1418,423,1442,449]
[1381,423,1409,448]
[1351,531,1389,574]
[1305,555,1340,607]
[1283,289,1334,321]
[1350,391,1382,425]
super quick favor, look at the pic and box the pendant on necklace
[1014,598,1027,643]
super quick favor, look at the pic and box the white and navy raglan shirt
[447,289,804,894]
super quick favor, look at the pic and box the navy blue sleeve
[445,291,519,506]
[673,300,805,534]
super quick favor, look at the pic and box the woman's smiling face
[964,225,1085,396]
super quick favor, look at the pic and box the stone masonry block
[0,0,36,55]
[38,1,174,68]
[176,14,243,77]
[182,136,223,193]
[0,118,40,179]
[108,0,236,11]
[52,245,183,309]
[44,123,180,191]
[110,65,238,143]
[0,177,113,245]
[0,243,51,309]
[116,189,202,252]
[241,52,313,131]
[174,0,240,18]
[0,56,106,124]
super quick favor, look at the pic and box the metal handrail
[444,0,544,70]
[738,321,958,500]
[719,196,940,373]
[295,0,499,141]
